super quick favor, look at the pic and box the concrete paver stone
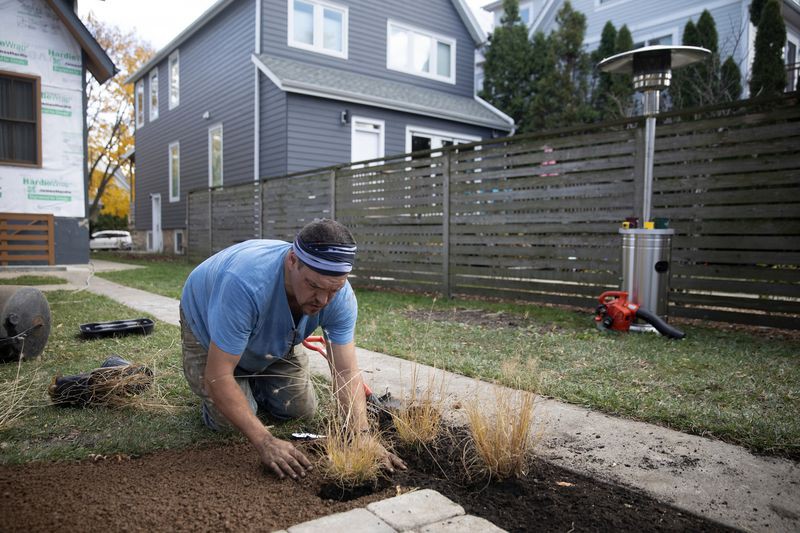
[286,508,394,533]
[367,489,464,531]
[418,514,508,533]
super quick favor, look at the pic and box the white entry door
[150,193,163,252]
[351,117,384,164]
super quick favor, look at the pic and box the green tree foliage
[84,14,154,223]
[591,22,635,121]
[749,0,787,98]
[749,0,769,25]
[591,22,617,117]
[479,0,534,125]
[721,56,743,101]
[522,1,594,131]
[671,10,742,109]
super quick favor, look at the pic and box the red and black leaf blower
[594,291,685,339]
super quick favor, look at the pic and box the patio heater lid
[598,45,710,90]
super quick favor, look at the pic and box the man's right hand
[257,434,313,480]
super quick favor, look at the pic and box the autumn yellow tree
[84,13,154,224]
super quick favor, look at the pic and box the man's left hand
[379,444,407,474]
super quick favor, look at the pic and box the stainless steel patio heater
[598,46,710,332]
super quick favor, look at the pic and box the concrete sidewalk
[7,260,799,532]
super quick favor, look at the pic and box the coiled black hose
[635,307,686,339]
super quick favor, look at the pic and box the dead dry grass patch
[391,363,447,447]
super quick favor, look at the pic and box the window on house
[149,69,159,121]
[288,0,348,58]
[787,41,798,92]
[406,127,479,156]
[520,3,532,25]
[634,34,673,48]
[0,72,41,166]
[169,51,180,109]
[493,2,532,26]
[135,80,144,128]
[388,21,455,83]
[169,141,180,202]
[208,124,223,187]
[174,229,184,255]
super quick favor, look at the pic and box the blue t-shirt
[180,239,357,373]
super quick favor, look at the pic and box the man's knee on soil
[265,389,318,420]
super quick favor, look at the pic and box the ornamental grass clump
[317,366,385,490]
[391,364,446,447]
[465,386,537,480]
[320,421,385,489]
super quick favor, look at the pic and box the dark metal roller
[0,286,51,363]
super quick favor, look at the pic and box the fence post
[442,149,451,299]
[633,125,646,221]
[254,179,262,239]
[185,192,190,260]
[330,168,337,219]
[208,188,213,256]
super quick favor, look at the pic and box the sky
[76,0,494,50]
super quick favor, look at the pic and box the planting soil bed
[0,429,735,533]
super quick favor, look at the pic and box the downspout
[254,0,262,238]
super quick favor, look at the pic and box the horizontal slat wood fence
[187,94,800,329]
[0,213,55,266]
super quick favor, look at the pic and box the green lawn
[91,251,196,299]
[1,253,797,462]
[0,275,67,286]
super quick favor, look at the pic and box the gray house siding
[134,0,255,231]
[284,93,490,174]
[260,80,289,178]
[261,0,478,98]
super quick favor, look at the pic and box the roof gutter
[251,55,512,131]
[451,0,488,46]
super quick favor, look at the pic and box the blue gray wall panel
[284,93,490,174]
[262,0,477,97]
[134,0,256,231]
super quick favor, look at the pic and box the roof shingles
[254,54,513,131]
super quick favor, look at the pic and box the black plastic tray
[79,318,155,339]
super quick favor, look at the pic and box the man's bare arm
[205,342,312,479]
[328,341,406,472]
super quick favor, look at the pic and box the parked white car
[89,230,133,251]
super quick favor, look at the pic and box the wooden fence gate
[0,213,55,266]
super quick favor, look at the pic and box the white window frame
[404,126,480,153]
[387,20,456,84]
[519,2,533,25]
[149,69,159,121]
[135,80,144,128]
[594,0,633,9]
[168,50,180,109]
[168,141,180,202]
[174,229,185,255]
[492,2,532,27]
[287,0,348,59]
[208,123,224,188]
[633,28,678,49]
[350,116,385,165]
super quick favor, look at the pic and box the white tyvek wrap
[0,0,86,217]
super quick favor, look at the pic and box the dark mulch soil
[0,429,736,533]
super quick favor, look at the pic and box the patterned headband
[293,236,356,276]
